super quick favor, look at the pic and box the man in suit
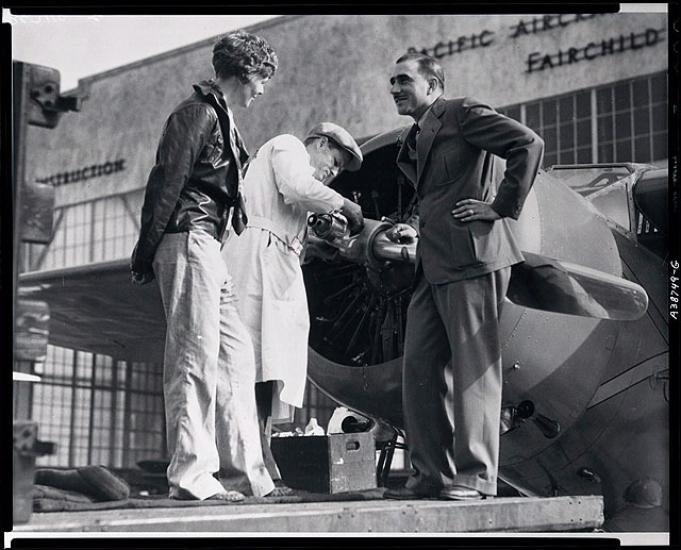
[383,53,544,501]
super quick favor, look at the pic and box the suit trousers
[402,267,510,496]
[153,230,274,499]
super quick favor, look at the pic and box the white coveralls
[222,134,345,422]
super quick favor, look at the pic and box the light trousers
[153,230,274,499]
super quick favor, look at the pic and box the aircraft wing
[19,259,165,363]
[19,242,649,364]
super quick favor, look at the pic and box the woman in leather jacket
[130,31,287,501]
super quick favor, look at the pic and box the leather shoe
[439,485,485,501]
[383,485,439,500]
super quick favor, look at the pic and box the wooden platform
[13,496,603,533]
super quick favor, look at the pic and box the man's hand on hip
[451,199,501,222]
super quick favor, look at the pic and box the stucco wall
[24,13,667,207]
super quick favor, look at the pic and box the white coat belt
[247,215,304,256]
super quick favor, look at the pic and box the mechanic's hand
[451,198,501,222]
[385,223,418,244]
[131,270,155,285]
[341,198,364,235]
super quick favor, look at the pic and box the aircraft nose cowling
[304,129,625,462]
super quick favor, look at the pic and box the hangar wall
[25,12,667,207]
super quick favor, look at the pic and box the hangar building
[15,12,668,469]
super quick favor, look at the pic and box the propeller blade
[508,251,648,321]
[312,219,649,321]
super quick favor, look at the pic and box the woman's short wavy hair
[212,30,278,83]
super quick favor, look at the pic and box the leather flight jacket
[131,80,249,276]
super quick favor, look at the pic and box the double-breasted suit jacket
[396,96,544,283]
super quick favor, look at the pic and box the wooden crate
[271,432,376,494]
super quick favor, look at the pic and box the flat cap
[306,122,363,172]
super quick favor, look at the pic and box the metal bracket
[13,421,57,457]
[30,81,82,114]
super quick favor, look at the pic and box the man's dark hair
[396,52,445,91]
[212,30,278,83]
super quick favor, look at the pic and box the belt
[248,215,304,256]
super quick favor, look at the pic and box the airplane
[18,127,670,532]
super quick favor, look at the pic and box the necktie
[407,123,419,161]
